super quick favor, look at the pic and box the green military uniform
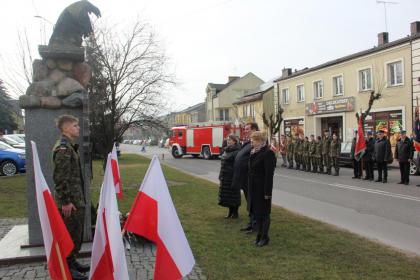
[53,136,86,262]
[309,140,316,172]
[315,139,323,173]
[303,139,310,172]
[322,136,332,174]
[329,139,342,176]
[286,139,294,169]
[294,137,303,170]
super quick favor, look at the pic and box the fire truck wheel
[171,146,183,159]
[202,146,212,160]
[192,154,199,158]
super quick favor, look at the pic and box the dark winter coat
[350,137,356,159]
[394,137,414,163]
[374,137,392,163]
[218,144,241,207]
[248,146,276,217]
[232,141,252,189]
[364,137,375,160]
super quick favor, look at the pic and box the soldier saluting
[53,115,89,280]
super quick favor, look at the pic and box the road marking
[275,173,420,203]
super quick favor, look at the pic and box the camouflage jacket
[322,136,331,155]
[329,140,342,158]
[303,140,310,156]
[315,141,323,158]
[52,136,86,208]
[295,139,303,155]
[309,141,316,156]
[286,141,294,154]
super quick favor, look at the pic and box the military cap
[376,130,384,134]
[367,131,373,135]
[401,130,407,134]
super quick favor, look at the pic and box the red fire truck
[169,122,244,159]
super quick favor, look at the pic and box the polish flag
[90,154,129,280]
[111,144,123,199]
[31,141,74,280]
[124,156,195,280]
[354,117,366,161]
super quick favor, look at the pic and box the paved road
[122,144,420,256]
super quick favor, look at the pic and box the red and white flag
[124,156,195,280]
[90,154,129,280]
[354,117,366,161]
[31,141,74,280]
[111,144,123,199]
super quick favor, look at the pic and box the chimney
[282,68,292,78]
[228,76,239,83]
[378,32,389,46]
[411,21,420,36]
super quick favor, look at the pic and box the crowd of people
[218,123,276,247]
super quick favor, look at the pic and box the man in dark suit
[394,130,414,185]
[373,130,392,183]
[363,131,375,181]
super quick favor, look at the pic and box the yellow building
[275,29,417,146]
[233,80,275,132]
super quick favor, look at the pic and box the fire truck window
[178,131,183,137]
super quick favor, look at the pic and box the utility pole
[376,1,399,32]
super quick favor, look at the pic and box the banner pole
[55,242,67,280]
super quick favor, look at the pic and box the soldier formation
[283,130,341,176]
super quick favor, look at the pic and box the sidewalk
[0,219,206,280]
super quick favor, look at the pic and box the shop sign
[305,97,355,116]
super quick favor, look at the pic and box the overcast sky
[1,0,420,112]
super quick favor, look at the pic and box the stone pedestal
[25,108,92,244]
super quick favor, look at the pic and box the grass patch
[1,154,420,279]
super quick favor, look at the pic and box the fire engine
[169,122,244,159]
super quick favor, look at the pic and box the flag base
[0,224,92,265]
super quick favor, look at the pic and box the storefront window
[284,118,304,137]
[364,110,402,146]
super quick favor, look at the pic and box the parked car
[0,135,25,149]
[410,151,420,175]
[0,141,26,176]
[338,141,352,167]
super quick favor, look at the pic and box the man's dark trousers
[353,159,362,178]
[399,161,410,184]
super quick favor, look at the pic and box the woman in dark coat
[218,134,241,218]
[248,131,276,247]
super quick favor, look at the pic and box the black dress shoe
[404,182,409,185]
[70,268,88,280]
[257,238,269,247]
[374,179,382,182]
[73,260,90,273]
[362,177,369,180]
[352,176,357,179]
[246,229,255,234]
[383,180,387,183]
[230,212,238,219]
[240,225,252,231]
[397,181,404,184]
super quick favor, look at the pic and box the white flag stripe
[111,144,121,195]
[144,156,195,276]
[31,141,53,259]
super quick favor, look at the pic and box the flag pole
[55,242,68,280]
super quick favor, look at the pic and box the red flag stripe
[43,190,73,280]
[91,210,115,280]
[125,192,182,280]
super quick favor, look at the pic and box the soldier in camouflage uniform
[303,136,310,172]
[308,135,316,172]
[315,136,323,173]
[286,135,294,169]
[294,133,304,170]
[329,133,342,176]
[53,115,89,280]
[322,129,332,175]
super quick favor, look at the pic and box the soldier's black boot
[295,164,300,170]
[257,217,270,247]
[67,259,88,280]
[327,168,331,175]
[333,168,339,176]
[318,166,323,174]
[73,260,90,273]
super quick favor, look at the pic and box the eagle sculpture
[48,0,101,47]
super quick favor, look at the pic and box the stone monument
[19,0,101,245]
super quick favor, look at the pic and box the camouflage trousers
[62,206,85,260]
[287,153,294,166]
[314,157,322,170]
[331,157,339,170]
[295,154,303,166]
[322,154,331,169]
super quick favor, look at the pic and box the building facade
[275,25,420,146]
[205,73,264,122]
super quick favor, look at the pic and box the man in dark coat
[232,122,259,232]
[394,130,413,185]
[248,132,276,247]
[350,130,362,179]
[363,131,375,181]
[373,130,392,183]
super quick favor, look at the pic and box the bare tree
[86,19,174,158]
[262,103,284,144]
